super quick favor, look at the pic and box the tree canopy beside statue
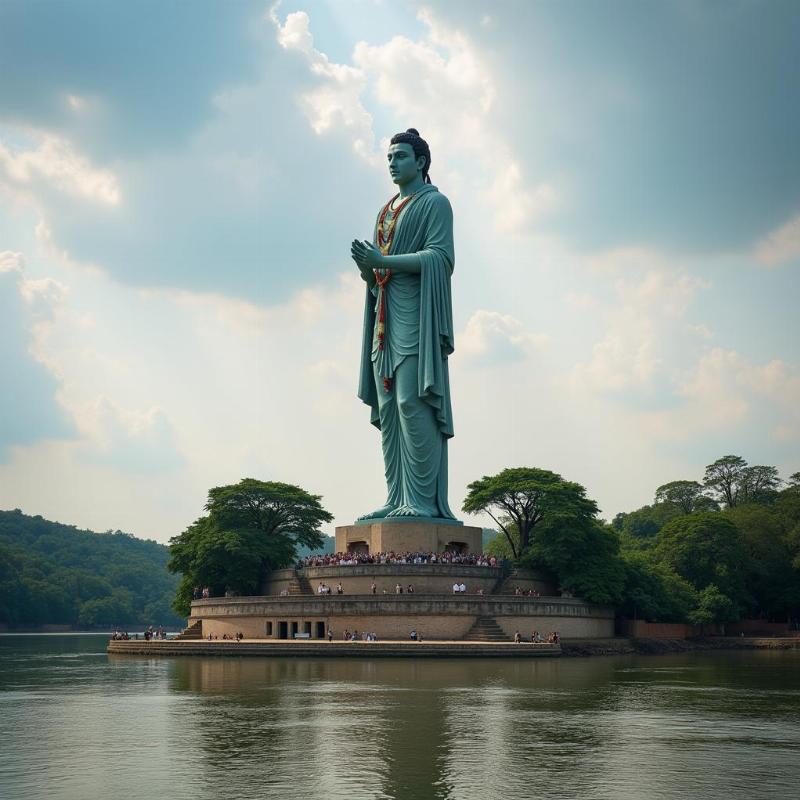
[469,458,800,625]
[167,479,332,616]
[463,467,625,607]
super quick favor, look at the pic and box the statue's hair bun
[406,128,420,136]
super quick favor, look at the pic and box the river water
[1,635,798,800]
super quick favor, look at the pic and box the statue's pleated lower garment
[373,356,446,517]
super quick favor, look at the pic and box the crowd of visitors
[206,632,245,641]
[313,581,489,595]
[513,629,560,644]
[192,586,211,599]
[513,587,541,597]
[341,629,379,641]
[110,625,169,641]
[298,551,498,568]
[315,581,348,594]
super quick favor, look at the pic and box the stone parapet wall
[301,563,504,595]
[498,568,558,596]
[191,594,607,617]
[259,564,556,597]
[189,595,615,640]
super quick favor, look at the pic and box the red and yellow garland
[373,193,415,393]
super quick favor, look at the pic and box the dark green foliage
[727,499,800,618]
[484,520,519,560]
[654,480,719,514]
[703,455,781,508]
[612,502,682,540]
[523,517,625,606]
[703,455,748,508]
[463,467,598,558]
[615,457,800,623]
[653,513,748,604]
[465,468,622,605]
[0,509,182,628]
[688,584,740,626]
[167,478,333,616]
[619,553,697,623]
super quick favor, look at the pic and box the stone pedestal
[336,519,483,555]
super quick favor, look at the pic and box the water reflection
[2,637,800,800]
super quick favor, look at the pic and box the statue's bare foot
[357,504,394,521]
[386,505,430,518]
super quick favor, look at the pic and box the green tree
[613,502,682,541]
[703,455,748,508]
[653,513,748,609]
[168,479,333,616]
[619,552,698,622]
[727,504,800,619]
[702,456,781,508]
[0,509,184,628]
[688,584,739,627]
[738,465,781,505]
[522,517,625,606]
[654,480,719,514]
[462,467,598,559]
[483,517,520,561]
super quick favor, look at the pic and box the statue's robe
[358,184,456,519]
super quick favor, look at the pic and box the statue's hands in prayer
[351,240,385,272]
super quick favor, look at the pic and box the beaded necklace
[373,192,416,394]
[377,192,415,255]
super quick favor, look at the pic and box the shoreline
[107,639,562,658]
[561,636,800,657]
[105,636,800,659]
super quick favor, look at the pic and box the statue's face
[387,143,424,185]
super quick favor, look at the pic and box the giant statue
[351,129,457,522]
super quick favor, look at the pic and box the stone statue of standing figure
[351,129,457,522]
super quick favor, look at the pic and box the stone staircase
[490,566,513,595]
[464,616,509,642]
[492,568,552,596]
[289,571,313,595]
[177,620,203,640]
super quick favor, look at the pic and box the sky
[1,0,798,543]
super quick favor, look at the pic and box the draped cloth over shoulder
[357,184,456,520]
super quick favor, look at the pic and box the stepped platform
[158,521,615,653]
[107,638,561,658]
[183,593,614,641]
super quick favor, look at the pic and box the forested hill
[0,509,183,629]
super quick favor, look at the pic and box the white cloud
[352,9,557,233]
[66,93,85,111]
[0,251,25,274]
[572,253,709,392]
[0,132,120,206]
[641,347,800,442]
[269,4,555,234]
[79,397,184,474]
[460,309,547,363]
[269,8,376,159]
[755,214,800,266]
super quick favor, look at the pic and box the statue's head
[388,128,432,185]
